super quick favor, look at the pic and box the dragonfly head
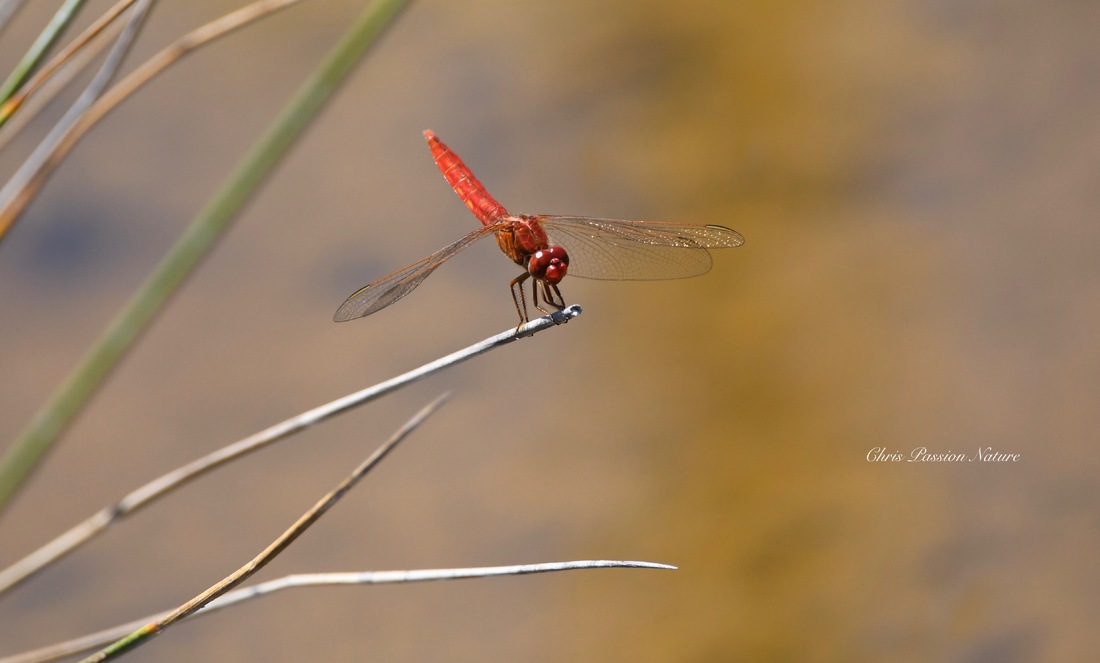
[528,246,569,285]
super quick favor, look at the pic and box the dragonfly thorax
[527,246,569,284]
[496,214,552,266]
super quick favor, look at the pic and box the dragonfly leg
[546,282,566,310]
[510,272,531,328]
[533,280,566,315]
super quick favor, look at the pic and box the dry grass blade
[0,0,138,130]
[0,0,347,519]
[0,15,125,152]
[77,393,449,662]
[0,0,87,104]
[0,0,153,241]
[0,306,581,597]
[0,0,306,241]
[4,560,673,663]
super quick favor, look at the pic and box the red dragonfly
[334,131,744,325]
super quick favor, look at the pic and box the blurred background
[1,0,1098,660]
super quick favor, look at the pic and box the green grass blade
[0,0,88,104]
[0,0,412,516]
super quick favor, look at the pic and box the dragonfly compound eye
[528,247,569,284]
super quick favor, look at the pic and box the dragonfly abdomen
[424,130,507,225]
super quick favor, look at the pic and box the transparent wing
[537,216,744,281]
[333,222,503,321]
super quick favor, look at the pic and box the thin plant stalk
[0,306,582,596]
[0,0,88,104]
[0,0,300,239]
[78,394,449,662]
[0,0,139,130]
[10,0,159,160]
[0,0,155,504]
[1,0,147,186]
[5,559,671,663]
[0,14,125,152]
[0,0,413,515]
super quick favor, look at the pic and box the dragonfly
[334,130,744,325]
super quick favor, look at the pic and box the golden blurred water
[1,1,1098,661]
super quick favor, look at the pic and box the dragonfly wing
[333,223,501,321]
[538,216,744,281]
